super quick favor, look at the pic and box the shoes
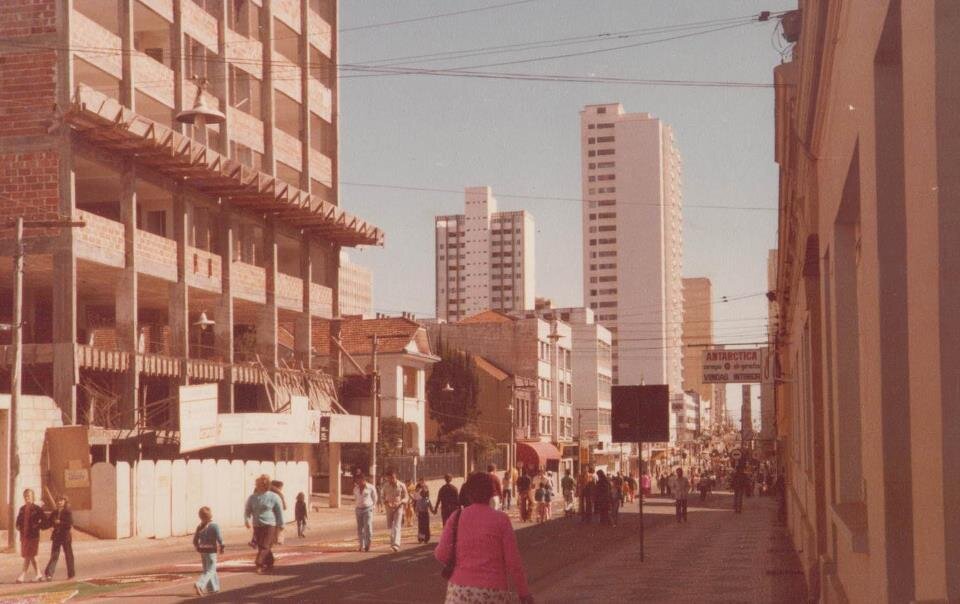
[34,574,44,582]
[391,545,399,552]
[364,546,370,552]
[15,573,25,584]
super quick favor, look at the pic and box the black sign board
[611,385,670,443]
[319,416,330,443]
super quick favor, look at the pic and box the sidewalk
[536,492,807,603]
[0,494,358,577]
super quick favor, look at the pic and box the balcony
[75,211,125,268]
[136,229,178,281]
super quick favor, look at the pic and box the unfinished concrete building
[0,0,382,459]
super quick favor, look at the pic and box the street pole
[6,218,23,552]
[368,335,379,483]
[638,439,644,562]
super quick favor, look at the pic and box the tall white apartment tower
[435,187,536,322]
[580,104,683,392]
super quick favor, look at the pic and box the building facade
[427,311,573,446]
[338,251,372,317]
[580,104,683,391]
[435,187,535,322]
[520,305,612,450]
[772,2,960,602]
[680,277,713,414]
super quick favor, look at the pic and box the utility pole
[5,216,84,551]
[368,335,379,484]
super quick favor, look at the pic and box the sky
[336,1,796,420]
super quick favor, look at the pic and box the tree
[426,341,480,436]
[378,416,404,457]
[444,424,498,463]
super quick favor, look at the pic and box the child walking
[415,486,433,543]
[295,492,308,538]
[193,506,224,596]
[534,483,547,523]
[15,489,44,583]
[43,495,75,581]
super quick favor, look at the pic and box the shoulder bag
[441,509,462,580]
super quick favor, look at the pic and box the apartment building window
[184,36,213,81]
[229,66,263,120]
[596,107,606,114]
[402,366,418,398]
[600,288,618,295]
[588,151,596,157]
[598,200,616,207]
[597,149,615,156]
[598,238,617,245]
[588,163,596,169]
[228,0,262,40]
[598,302,617,308]
[598,161,615,168]
[598,226,616,232]
[588,137,596,144]
[597,123,614,128]
[597,136,615,143]
[587,124,595,129]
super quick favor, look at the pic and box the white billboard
[701,348,765,384]
[179,384,219,452]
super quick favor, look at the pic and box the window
[597,149,615,156]
[588,151,596,157]
[597,136,615,143]
[588,137,596,144]
[598,161,615,168]
[596,107,606,114]
[597,123,614,129]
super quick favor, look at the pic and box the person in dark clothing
[732,466,750,513]
[435,474,461,526]
[579,470,595,523]
[295,492,308,537]
[594,471,612,525]
[15,489,44,583]
[42,495,75,581]
[516,471,533,522]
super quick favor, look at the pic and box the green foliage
[426,341,480,435]
[444,424,498,461]
[378,416,404,457]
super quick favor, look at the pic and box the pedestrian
[732,466,749,513]
[15,488,44,583]
[502,468,513,511]
[353,471,378,552]
[382,469,409,552]
[270,480,287,545]
[544,479,555,520]
[435,474,461,526]
[698,476,710,502]
[561,469,576,516]
[404,479,417,528]
[487,464,503,509]
[594,470,612,525]
[610,474,623,526]
[658,473,666,495]
[672,468,691,523]
[295,492,308,537]
[375,473,385,513]
[516,470,533,522]
[534,482,547,523]
[416,484,434,543]
[434,472,533,604]
[192,506,224,596]
[244,474,285,573]
[641,472,652,496]
[579,469,595,523]
[42,495,74,582]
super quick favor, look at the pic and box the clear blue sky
[337,1,795,418]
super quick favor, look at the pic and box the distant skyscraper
[338,251,373,317]
[580,104,683,391]
[435,187,535,322]
[681,277,714,414]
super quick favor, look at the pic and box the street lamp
[506,403,515,474]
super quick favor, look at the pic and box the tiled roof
[458,310,517,325]
[313,317,432,357]
[473,355,510,381]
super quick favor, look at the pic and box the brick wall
[0,50,57,139]
[0,151,60,226]
[233,261,266,304]
[75,210,125,267]
[0,0,56,38]
[136,229,177,281]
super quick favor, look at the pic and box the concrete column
[119,0,135,110]
[169,190,189,385]
[256,218,278,369]
[330,244,341,318]
[213,0,230,155]
[216,209,235,413]
[171,0,185,134]
[298,0,312,190]
[116,163,139,428]
[327,442,341,508]
[260,0,276,175]
[53,144,77,423]
[295,238,312,368]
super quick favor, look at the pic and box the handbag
[440,509,462,580]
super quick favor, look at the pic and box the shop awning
[517,441,562,472]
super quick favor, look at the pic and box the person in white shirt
[353,472,378,552]
[671,468,691,523]
[381,469,409,552]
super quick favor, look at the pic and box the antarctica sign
[701,348,765,384]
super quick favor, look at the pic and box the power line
[339,0,541,33]
[343,181,776,211]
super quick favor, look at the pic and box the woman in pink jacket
[435,472,533,604]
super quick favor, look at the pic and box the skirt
[445,582,517,604]
[20,536,39,558]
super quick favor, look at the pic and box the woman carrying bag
[434,473,533,604]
